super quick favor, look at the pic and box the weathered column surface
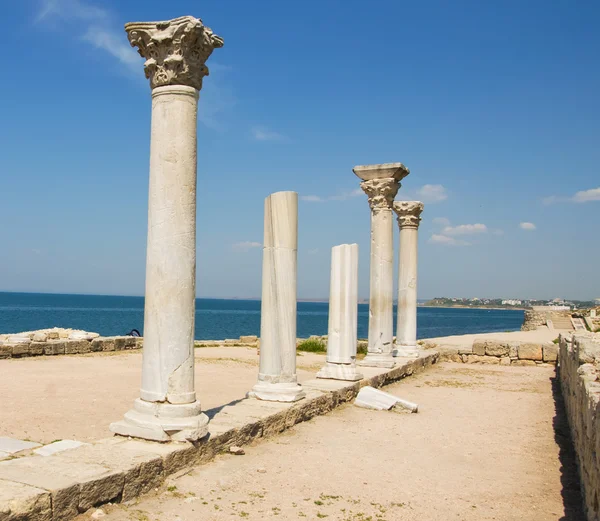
[393,201,424,357]
[317,244,363,381]
[354,163,409,368]
[249,191,305,402]
[110,16,223,442]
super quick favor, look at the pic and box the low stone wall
[559,332,600,520]
[432,338,558,366]
[0,328,141,359]
[521,309,572,331]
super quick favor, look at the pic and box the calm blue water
[0,292,524,340]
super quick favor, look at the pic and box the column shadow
[550,370,585,520]
[203,397,246,420]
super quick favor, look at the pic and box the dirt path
[83,363,582,521]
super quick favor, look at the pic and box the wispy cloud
[36,0,139,69]
[232,241,262,252]
[432,217,451,226]
[519,222,536,231]
[416,184,448,203]
[251,126,288,142]
[429,234,470,246]
[543,186,600,205]
[300,188,362,203]
[442,223,488,236]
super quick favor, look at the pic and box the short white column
[110,16,223,442]
[393,201,424,357]
[316,244,363,381]
[353,163,409,368]
[249,191,305,402]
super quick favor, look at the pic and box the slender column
[393,201,424,357]
[249,191,305,402]
[316,244,363,381]
[110,16,223,442]
[353,163,409,368]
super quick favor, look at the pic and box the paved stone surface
[34,439,88,456]
[0,437,41,454]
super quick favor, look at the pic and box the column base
[248,381,306,402]
[357,352,396,368]
[393,344,420,358]
[316,362,363,381]
[109,398,209,442]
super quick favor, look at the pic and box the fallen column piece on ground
[354,386,418,413]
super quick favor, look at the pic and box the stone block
[0,344,11,359]
[480,356,500,365]
[239,335,258,344]
[64,340,91,355]
[92,338,114,352]
[46,331,60,340]
[457,346,473,355]
[0,479,52,521]
[472,340,486,356]
[32,332,48,342]
[466,354,485,363]
[508,342,520,358]
[485,341,509,357]
[34,440,88,457]
[29,343,45,356]
[11,342,31,357]
[518,343,543,361]
[114,336,138,351]
[500,357,511,366]
[543,343,559,363]
[511,359,537,366]
[43,341,66,356]
[0,437,42,454]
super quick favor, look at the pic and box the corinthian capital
[393,201,424,228]
[360,178,400,212]
[125,16,224,91]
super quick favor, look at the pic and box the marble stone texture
[354,163,409,368]
[111,20,222,441]
[249,192,305,402]
[0,438,41,454]
[317,244,363,381]
[393,201,423,358]
[34,440,88,457]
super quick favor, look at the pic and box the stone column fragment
[249,191,305,402]
[317,244,363,381]
[110,16,223,442]
[393,201,424,357]
[353,163,409,368]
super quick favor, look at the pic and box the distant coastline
[419,304,527,311]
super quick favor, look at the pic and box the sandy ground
[0,347,325,444]
[77,362,583,521]
[423,327,560,346]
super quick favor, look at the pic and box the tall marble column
[249,191,305,402]
[353,163,409,368]
[393,201,424,358]
[110,16,223,442]
[316,244,363,381]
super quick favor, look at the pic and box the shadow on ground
[551,371,585,521]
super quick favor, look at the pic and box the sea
[0,292,524,340]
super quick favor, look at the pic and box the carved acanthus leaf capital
[360,178,400,212]
[125,16,223,91]
[393,201,424,228]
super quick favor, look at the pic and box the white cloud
[301,188,362,203]
[251,126,287,142]
[36,0,139,69]
[442,223,487,236]
[573,187,600,203]
[432,217,451,226]
[543,186,600,205]
[232,241,262,252]
[416,184,448,203]
[429,234,470,246]
[519,222,536,231]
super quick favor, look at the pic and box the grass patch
[297,339,326,353]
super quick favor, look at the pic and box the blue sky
[0,0,598,300]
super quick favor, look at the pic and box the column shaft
[316,244,363,381]
[395,226,418,350]
[250,192,305,402]
[141,86,198,404]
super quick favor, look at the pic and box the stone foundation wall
[521,309,572,331]
[432,339,558,366]
[0,328,142,359]
[559,332,600,521]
